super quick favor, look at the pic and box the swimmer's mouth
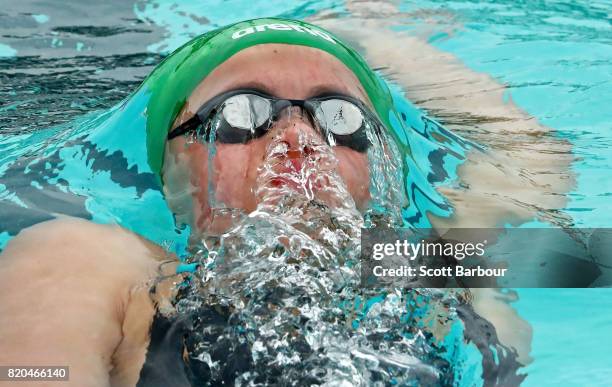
[261,143,335,193]
[268,173,322,191]
[269,176,312,190]
[266,156,325,192]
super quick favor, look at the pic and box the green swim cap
[141,17,397,184]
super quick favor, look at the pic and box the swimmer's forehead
[174,44,372,127]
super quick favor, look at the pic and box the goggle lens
[168,90,383,153]
[314,99,364,136]
[222,94,271,130]
[216,94,369,151]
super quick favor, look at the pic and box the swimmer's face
[164,44,372,230]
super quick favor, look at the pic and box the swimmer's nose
[273,106,321,153]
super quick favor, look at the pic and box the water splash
[161,122,464,385]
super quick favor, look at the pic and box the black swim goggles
[167,89,383,153]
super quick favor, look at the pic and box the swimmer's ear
[161,142,197,229]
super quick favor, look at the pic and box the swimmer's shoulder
[3,216,168,261]
[0,217,176,387]
[0,215,172,337]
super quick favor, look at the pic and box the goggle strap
[167,116,203,140]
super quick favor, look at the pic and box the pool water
[394,2,612,384]
[1,0,611,385]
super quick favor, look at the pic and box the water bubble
[168,118,458,385]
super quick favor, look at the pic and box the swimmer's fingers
[150,260,186,315]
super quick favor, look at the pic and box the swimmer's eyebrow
[227,81,276,96]
[226,82,364,101]
[306,85,362,101]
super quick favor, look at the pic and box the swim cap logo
[231,23,337,45]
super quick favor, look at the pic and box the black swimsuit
[136,304,525,387]
[136,312,195,387]
[137,302,255,387]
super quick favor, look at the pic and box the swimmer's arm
[471,288,532,365]
[315,3,573,227]
[0,218,165,387]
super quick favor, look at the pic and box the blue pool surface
[1,0,611,385]
[396,2,612,384]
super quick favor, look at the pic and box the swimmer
[0,18,530,386]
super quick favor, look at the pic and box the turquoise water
[1,0,611,385]
[401,0,612,227]
[396,2,612,385]
[517,289,612,386]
